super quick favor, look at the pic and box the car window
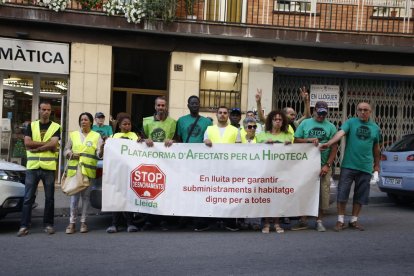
[389,135,414,152]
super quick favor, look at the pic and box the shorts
[337,168,372,205]
[319,168,332,210]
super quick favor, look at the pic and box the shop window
[199,61,242,111]
[274,0,311,13]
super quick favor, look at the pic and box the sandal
[348,221,364,231]
[262,224,270,234]
[274,224,284,234]
[334,221,347,232]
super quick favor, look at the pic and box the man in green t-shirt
[321,102,381,232]
[292,101,338,232]
[176,96,212,143]
[92,112,113,138]
[143,96,176,147]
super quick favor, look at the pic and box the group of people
[16,87,381,236]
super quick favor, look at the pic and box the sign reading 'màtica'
[0,37,69,74]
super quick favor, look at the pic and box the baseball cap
[230,108,241,115]
[95,112,105,118]
[315,101,328,113]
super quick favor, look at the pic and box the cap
[95,112,105,118]
[230,108,241,115]
[315,101,328,113]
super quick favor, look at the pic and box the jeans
[337,168,372,205]
[21,169,55,228]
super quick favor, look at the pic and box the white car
[0,160,26,219]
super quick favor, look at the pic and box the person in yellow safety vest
[203,106,241,232]
[240,117,258,144]
[203,106,241,147]
[17,101,61,237]
[64,112,104,234]
[106,113,140,234]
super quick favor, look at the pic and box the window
[199,61,242,110]
[372,0,409,18]
[274,0,311,13]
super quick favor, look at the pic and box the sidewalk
[31,183,391,218]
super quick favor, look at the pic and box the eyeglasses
[357,108,370,112]
[246,125,257,130]
[317,111,327,117]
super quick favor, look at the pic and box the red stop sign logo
[130,164,166,200]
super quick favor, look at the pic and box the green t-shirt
[294,118,337,166]
[92,125,113,138]
[256,131,293,144]
[340,117,380,174]
[143,116,176,142]
[176,114,212,143]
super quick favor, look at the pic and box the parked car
[0,160,26,219]
[89,160,103,209]
[378,133,414,204]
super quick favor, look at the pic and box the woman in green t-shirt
[257,110,293,234]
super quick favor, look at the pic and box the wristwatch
[326,163,332,168]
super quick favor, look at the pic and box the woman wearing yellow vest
[64,112,103,234]
[106,113,141,233]
[256,110,293,234]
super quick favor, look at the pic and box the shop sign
[310,84,340,108]
[0,37,69,74]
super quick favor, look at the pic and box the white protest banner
[310,84,340,108]
[102,139,321,217]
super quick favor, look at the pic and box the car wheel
[387,193,414,206]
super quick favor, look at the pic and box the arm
[373,143,380,172]
[319,130,346,150]
[25,136,59,152]
[294,137,319,146]
[295,86,311,126]
[320,143,338,176]
[255,89,266,124]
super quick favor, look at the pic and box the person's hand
[319,143,330,151]
[320,165,330,177]
[255,88,262,103]
[265,139,274,144]
[307,138,319,146]
[72,153,80,160]
[145,139,154,147]
[164,139,173,147]
[299,86,309,102]
[204,139,212,147]
[284,141,292,145]
[29,148,39,153]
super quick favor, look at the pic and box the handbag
[61,161,90,196]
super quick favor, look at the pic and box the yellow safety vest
[26,121,60,170]
[112,132,139,140]
[206,125,238,143]
[67,131,100,179]
[240,128,257,144]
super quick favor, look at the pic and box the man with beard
[176,96,212,231]
[320,102,380,232]
[292,101,338,232]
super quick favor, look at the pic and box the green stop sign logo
[130,164,166,200]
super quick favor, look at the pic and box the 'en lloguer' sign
[0,37,69,74]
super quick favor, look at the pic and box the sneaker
[291,220,309,231]
[17,227,29,237]
[316,221,326,232]
[65,223,76,234]
[262,224,270,234]
[194,225,210,232]
[106,225,118,234]
[225,226,240,232]
[80,222,88,233]
[274,224,285,234]
[127,224,138,233]
[44,225,55,235]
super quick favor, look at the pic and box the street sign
[130,164,166,200]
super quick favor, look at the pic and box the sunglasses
[247,125,257,130]
[317,111,327,116]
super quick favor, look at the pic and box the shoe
[17,227,29,237]
[65,223,76,234]
[316,221,326,232]
[194,225,210,232]
[44,225,55,235]
[274,224,285,234]
[80,222,88,233]
[291,220,309,231]
[262,224,270,234]
[127,224,138,233]
[225,226,240,232]
[334,221,347,232]
[348,221,365,231]
[106,225,118,233]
